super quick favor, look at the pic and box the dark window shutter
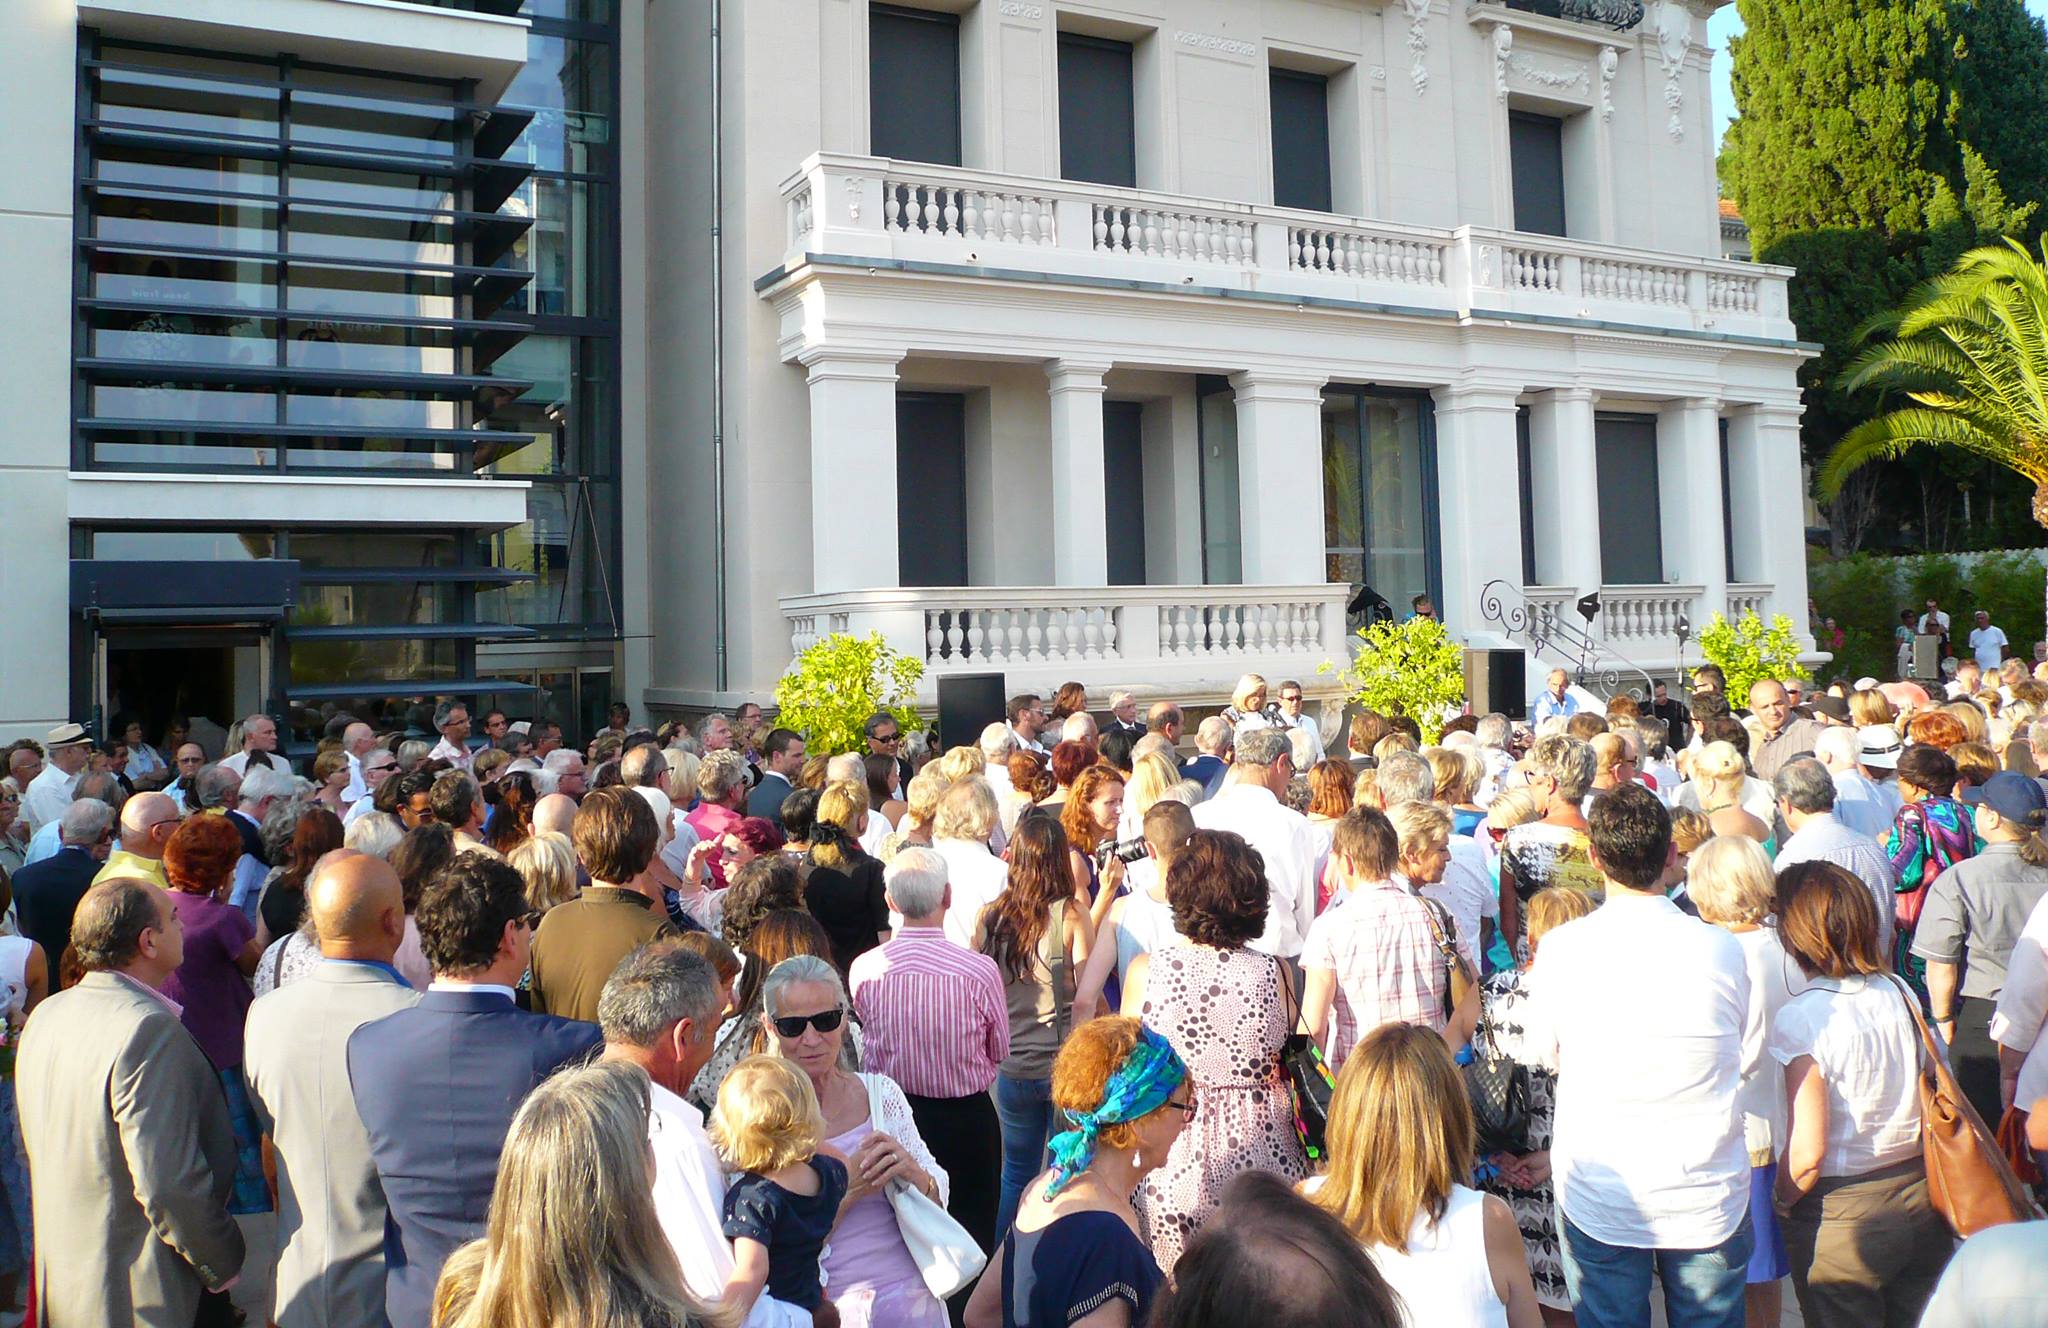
[1058,33,1137,186]
[870,5,963,165]
[896,393,969,587]
[1269,69,1333,213]
[1103,401,1147,584]
[1594,414,1663,585]
[1509,110,1568,236]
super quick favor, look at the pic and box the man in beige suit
[245,850,421,1328]
[17,877,244,1326]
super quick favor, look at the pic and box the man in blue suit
[347,850,601,1328]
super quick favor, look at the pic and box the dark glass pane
[288,631,461,686]
[102,46,281,83]
[896,394,968,587]
[93,318,277,367]
[1595,414,1663,583]
[94,191,275,253]
[298,581,461,627]
[1322,393,1364,549]
[503,35,614,174]
[92,383,276,423]
[1057,34,1136,187]
[498,177,609,316]
[285,264,456,320]
[287,206,456,266]
[870,5,962,165]
[1103,401,1146,584]
[1362,396,1430,612]
[477,487,617,627]
[1510,111,1568,237]
[285,321,459,374]
[1270,70,1332,213]
[91,250,276,308]
[95,143,276,198]
[290,91,458,158]
[1198,388,1241,585]
[95,68,280,139]
[285,393,464,430]
[289,532,461,569]
[519,0,616,20]
[478,335,612,477]
[88,430,275,468]
[282,440,467,472]
[88,529,277,560]
[289,164,456,211]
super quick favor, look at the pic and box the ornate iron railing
[1478,579,1658,700]
[1502,0,1646,31]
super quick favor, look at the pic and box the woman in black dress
[804,780,890,974]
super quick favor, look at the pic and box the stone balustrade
[1600,584,1705,643]
[1726,584,1771,623]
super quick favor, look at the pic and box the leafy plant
[1321,615,1465,743]
[1696,611,1813,701]
[772,632,923,756]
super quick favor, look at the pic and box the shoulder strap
[1050,903,1073,1042]
[1878,971,1941,1080]
[1277,951,1307,1035]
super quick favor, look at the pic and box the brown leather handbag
[1886,974,2045,1236]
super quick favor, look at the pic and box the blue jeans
[1561,1212,1752,1328]
[993,1073,1054,1238]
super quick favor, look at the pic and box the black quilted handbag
[1464,1051,1530,1157]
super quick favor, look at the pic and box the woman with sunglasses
[757,954,949,1328]
[964,1016,1192,1328]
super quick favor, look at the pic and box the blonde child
[711,1055,848,1326]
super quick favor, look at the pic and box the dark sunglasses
[771,1009,845,1039]
[518,910,544,931]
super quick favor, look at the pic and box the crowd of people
[3,660,2048,1328]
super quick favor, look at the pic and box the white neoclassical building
[643,0,1814,713]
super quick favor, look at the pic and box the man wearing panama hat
[22,723,92,837]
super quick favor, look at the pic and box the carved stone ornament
[1491,23,1513,102]
[1599,45,1619,121]
[1477,243,1501,287]
[1653,1,1692,140]
[845,176,862,222]
[1403,0,1433,94]
[1511,56,1590,93]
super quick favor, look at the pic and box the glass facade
[1322,388,1441,623]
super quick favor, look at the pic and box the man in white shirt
[426,701,474,770]
[978,722,1019,802]
[22,724,92,836]
[1007,693,1048,755]
[1526,782,1755,1328]
[1970,610,2010,673]
[600,944,808,1327]
[1271,680,1324,764]
[340,721,379,804]
[1814,727,1895,840]
[219,713,280,778]
[925,781,1011,948]
[1773,758,1897,953]
[344,748,401,827]
[1191,727,1317,959]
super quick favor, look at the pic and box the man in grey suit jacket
[245,851,421,1328]
[17,877,245,1326]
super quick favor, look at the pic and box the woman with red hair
[161,813,269,1217]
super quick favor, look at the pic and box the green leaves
[1321,615,1466,743]
[1696,611,1813,700]
[771,632,924,757]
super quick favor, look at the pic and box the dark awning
[72,559,300,623]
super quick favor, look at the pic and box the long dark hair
[980,813,1072,983]
[276,807,345,896]
[486,771,538,855]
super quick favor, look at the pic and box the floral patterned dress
[1134,941,1308,1269]
[1473,967,1566,1311]
[1885,795,1977,997]
[1500,821,1604,965]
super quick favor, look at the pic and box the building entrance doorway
[98,628,271,760]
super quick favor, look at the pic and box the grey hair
[239,762,298,808]
[1060,713,1097,743]
[1195,715,1233,755]
[260,795,313,863]
[598,944,723,1047]
[71,877,162,971]
[978,722,1019,763]
[619,744,665,788]
[1474,714,1510,749]
[343,811,405,859]
[59,798,116,848]
[933,778,998,842]
[826,752,866,784]
[698,749,749,801]
[761,953,847,1019]
[195,765,242,810]
[1376,750,1436,805]
[395,739,431,771]
[71,772,127,819]
[1773,758,1837,815]
[883,846,949,919]
[693,712,730,742]
[1235,726,1290,767]
[1528,735,1596,801]
[2029,718,2048,753]
[432,698,467,729]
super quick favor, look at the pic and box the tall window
[1323,388,1441,619]
[1103,401,1146,584]
[870,4,962,164]
[1594,413,1663,584]
[896,393,968,587]
[1269,69,1332,213]
[1509,110,1568,236]
[1058,33,1137,187]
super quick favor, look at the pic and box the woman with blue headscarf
[963,1017,1193,1328]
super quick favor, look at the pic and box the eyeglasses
[771,1009,846,1039]
[1164,1094,1197,1120]
[367,763,398,774]
[517,910,544,931]
[872,732,900,745]
[1279,694,1302,704]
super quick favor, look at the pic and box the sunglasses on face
[517,910,544,931]
[1164,1093,1197,1120]
[771,1008,845,1039]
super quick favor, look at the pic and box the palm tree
[1823,237,2048,633]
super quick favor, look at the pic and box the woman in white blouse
[1770,860,1953,1328]
[1687,836,1802,1328]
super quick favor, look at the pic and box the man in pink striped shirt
[849,847,1009,1260]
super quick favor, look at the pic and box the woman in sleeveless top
[976,813,1096,1239]
[1306,1023,1542,1328]
[1132,831,1307,1269]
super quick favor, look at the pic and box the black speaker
[1464,649,1528,720]
[935,672,1006,752]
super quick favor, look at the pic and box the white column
[1726,404,1811,635]
[1230,370,1330,584]
[801,348,904,593]
[1528,387,1602,594]
[1432,383,1524,643]
[1657,397,1727,622]
[1046,359,1113,586]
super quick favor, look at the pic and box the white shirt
[858,809,891,857]
[920,838,1010,950]
[1525,893,1752,1249]
[1769,975,1923,1177]
[1010,725,1045,755]
[1993,890,2048,1112]
[428,737,472,771]
[982,762,1013,801]
[1920,610,1952,637]
[1775,814,1898,953]
[1420,838,1494,971]
[1191,781,1318,959]
[343,792,376,828]
[342,751,368,805]
[659,813,703,881]
[21,763,78,837]
[648,1078,737,1302]
[1971,625,2010,671]
[1731,926,1805,1160]
[1828,768,1898,840]
[1275,711,1324,763]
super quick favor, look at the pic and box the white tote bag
[859,1074,988,1298]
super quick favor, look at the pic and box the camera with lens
[1096,837,1149,866]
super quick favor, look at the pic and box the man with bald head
[1746,678,1824,782]
[164,742,207,806]
[340,721,379,804]
[532,791,579,841]
[244,851,419,1328]
[93,790,180,888]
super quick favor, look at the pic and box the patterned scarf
[1042,1024,1187,1198]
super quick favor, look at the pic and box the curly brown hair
[1166,829,1269,948]
[1061,764,1125,855]
[1907,710,1967,752]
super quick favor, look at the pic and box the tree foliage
[1322,615,1466,742]
[1696,612,1813,701]
[772,632,923,756]
[1720,0,2048,552]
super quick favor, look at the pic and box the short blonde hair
[818,780,867,837]
[903,766,950,830]
[508,830,577,913]
[1352,767,1379,809]
[1686,835,1777,926]
[710,1055,823,1174]
[1486,784,1546,832]
[1231,673,1268,710]
[1669,807,1712,854]
[1692,740,1747,793]
[1386,801,1451,858]
[663,748,701,805]
[1525,886,1596,949]
[936,745,985,786]
[1373,732,1418,762]
[933,778,998,842]
[1424,747,1480,804]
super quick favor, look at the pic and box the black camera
[1096,837,1148,866]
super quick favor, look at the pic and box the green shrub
[1697,611,1813,699]
[1808,552,1902,680]
[772,632,923,756]
[1964,551,2045,651]
[1321,615,1465,742]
